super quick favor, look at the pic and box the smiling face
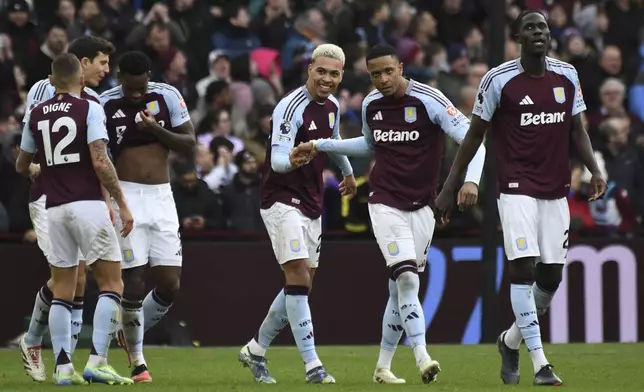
[518,12,551,56]
[306,56,344,101]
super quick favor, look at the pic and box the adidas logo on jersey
[112,109,126,119]
[519,95,534,105]
[308,121,317,130]
[372,111,383,120]
[520,112,566,126]
[372,129,419,142]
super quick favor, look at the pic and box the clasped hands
[289,141,358,199]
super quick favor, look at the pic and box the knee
[122,267,146,301]
[156,278,180,302]
[508,257,536,284]
[391,261,419,293]
[283,259,311,287]
[75,271,87,292]
[536,263,563,292]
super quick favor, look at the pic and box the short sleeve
[420,90,470,143]
[26,80,55,111]
[86,101,109,144]
[20,111,37,154]
[570,69,587,116]
[161,85,191,127]
[472,69,502,122]
[270,95,304,150]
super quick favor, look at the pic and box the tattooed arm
[90,140,126,206]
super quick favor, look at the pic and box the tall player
[291,44,486,384]
[237,44,355,384]
[435,11,606,386]
[16,53,133,385]
[100,51,195,383]
[18,36,114,382]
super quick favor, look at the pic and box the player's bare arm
[89,140,133,236]
[571,114,607,200]
[136,109,196,154]
[435,115,488,222]
[15,150,38,178]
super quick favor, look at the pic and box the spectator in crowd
[56,0,83,40]
[212,4,260,59]
[172,163,225,232]
[203,136,238,192]
[221,150,262,232]
[599,116,644,219]
[0,0,643,237]
[25,21,68,89]
[198,108,244,155]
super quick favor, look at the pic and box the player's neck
[520,55,546,77]
[55,87,82,96]
[393,78,409,99]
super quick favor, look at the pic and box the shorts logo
[122,249,134,263]
[404,107,417,123]
[516,237,528,251]
[146,100,160,115]
[290,240,301,253]
[387,242,399,256]
[553,87,566,104]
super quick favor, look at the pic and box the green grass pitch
[1,343,641,391]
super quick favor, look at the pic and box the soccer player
[291,43,486,384]
[16,53,133,385]
[18,36,114,382]
[237,44,355,384]
[434,10,607,386]
[100,51,195,383]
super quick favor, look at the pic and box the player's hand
[107,204,117,225]
[182,217,193,230]
[339,174,357,199]
[192,216,205,230]
[28,163,40,180]
[588,173,607,201]
[23,229,37,243]
[457,182,479,211]
[434,187,455,225]
[136,109,157,130]
[289,142,316,168]
[119,206,134,237]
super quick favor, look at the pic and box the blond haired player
[237,44,356,384]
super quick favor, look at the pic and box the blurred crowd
[0,0,643,242]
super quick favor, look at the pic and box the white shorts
[29,195,82,264]
[497,194,570,264]
[114,181,182,269]
[368,203,435,272]
[260,202,322,268]
[47,200,121,268]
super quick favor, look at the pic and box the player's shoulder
[327,93,340,109]
[99,86,123,105]
[362,87,384,108]
[27,79,55,107]
[82,86,101,103]
[407,79,451,108]
[274,86,309,119]
[545,57,579,79]
[148,82,184,102]
[480,59,522,92]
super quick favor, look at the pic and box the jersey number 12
[37,117,80,166]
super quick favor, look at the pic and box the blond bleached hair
[312,44,345,67]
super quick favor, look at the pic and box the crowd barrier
[1,239,640,346]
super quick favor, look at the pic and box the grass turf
[1,343,641,391]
